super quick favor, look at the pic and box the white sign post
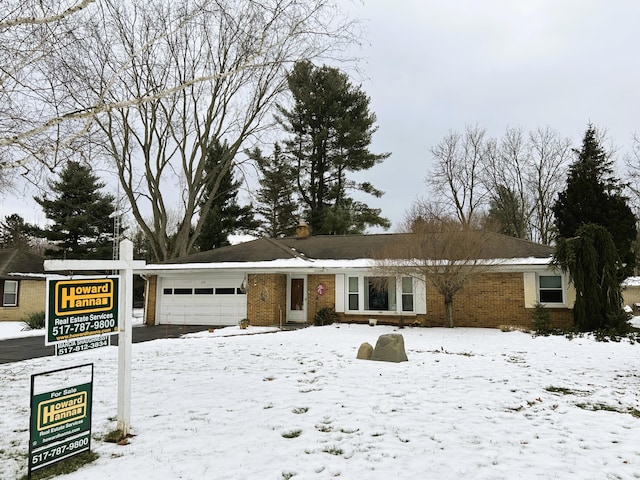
[44,239,145,436]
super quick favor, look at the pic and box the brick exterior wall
[145,275,158,325]
[0,279,46,322]
[145,271,574,330]
[246,273,287,326]
[339,272,573,330]
[307,274,336,324]
[423,272,573,330]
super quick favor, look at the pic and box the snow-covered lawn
[2,324,640,479]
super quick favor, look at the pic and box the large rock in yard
[371,334,408,363]
[356,342,374,360]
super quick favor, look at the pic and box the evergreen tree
[251,143,299,237]
[0,214,35,249]
[195,140,258,250]
[486,185,528,238]
[553,125,637,277]
[278,60,390,234]
[554,224,626,331]
[34,161,117,259]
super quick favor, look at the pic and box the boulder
[356,342,374,360]
[371,334,408,363]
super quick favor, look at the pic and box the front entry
[288,275,307,323]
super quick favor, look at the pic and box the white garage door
[158,274,247,326]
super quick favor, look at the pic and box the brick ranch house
[0,248,46,322]
[142,225,576,330]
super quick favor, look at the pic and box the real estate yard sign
[46,276,120,346]
[28,364,93,478]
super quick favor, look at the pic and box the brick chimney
[296,220,311,239]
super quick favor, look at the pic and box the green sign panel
[29,364,93,476]
[46,276,119,345]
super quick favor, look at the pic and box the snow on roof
[143,256,553,273]
[622,276,640,287]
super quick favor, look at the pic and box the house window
[348,277,359,310]
[401,277,414,312]
[347,275,415,313]
[539,275,563,304]
[365,276,396,311]
[3,280,18,306]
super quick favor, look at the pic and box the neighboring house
[143,225,576,330]
[0,248,46,321]
[621,277,640,312]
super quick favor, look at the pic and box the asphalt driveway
[0,324,212,364]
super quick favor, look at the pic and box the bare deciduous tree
[1,0,98,176]
[6,0,357,261]
[377,203,492,327]
[427,125,491,227]
[429,125,570,245]
[483,126,571,244]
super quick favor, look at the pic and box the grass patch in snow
[545,386,590,396]
[18,451,99,480]
[281,429,303,439]
[322,445,344,456]
[576,402,640,418]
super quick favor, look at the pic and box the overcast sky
[345,0,640,231]
[2,0,639,234]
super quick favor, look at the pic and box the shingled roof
[165,232,554,265]
[0,248,45,277]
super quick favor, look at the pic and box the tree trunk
[444,297,454,328]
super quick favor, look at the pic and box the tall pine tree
[195,139,258,250]
[251,143,299,237]
[34,161,117,259]
[553,125,636,276]
[0,214,35,250]
[278,60,390,234]
[552,125,636,332]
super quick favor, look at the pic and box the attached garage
[158,274,246,326]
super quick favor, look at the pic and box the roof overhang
[143,256,555,275]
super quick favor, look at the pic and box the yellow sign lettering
[37,392,88,431]
[55,279,114,316]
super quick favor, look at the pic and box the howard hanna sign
[46,276,120,345]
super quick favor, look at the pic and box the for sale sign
[46,276,119,345]
[29,364,93,477]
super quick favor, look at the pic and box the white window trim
[3,280,18,307]
[536,273,567,307]
[343,274,422,315]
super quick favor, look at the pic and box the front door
[288,276,307,323]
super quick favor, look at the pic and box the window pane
[163,288,173,295]
[402,277,413,293]
[540,289,563,303]
[194,288,214,295]
[348,277,358,292]
[366,277,389,310]
[215,287,236,295]
[174,288,193,295]
[3,280,18,306]
[348,293,359,310]
[402,294,414,312]
[539,276,561,289]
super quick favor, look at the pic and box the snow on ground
[2,324,640,480]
